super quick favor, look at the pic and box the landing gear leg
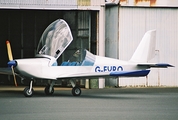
[23,80,34,97]
[70,80,81,96]
[44,80,55,95]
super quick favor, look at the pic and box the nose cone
[8,60,17,67]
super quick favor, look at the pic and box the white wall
[119,7,178,87]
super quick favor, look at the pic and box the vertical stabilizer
[130,30,156,62]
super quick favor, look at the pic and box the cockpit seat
[61,61,80,66]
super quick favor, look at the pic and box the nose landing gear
[23,81,34,97]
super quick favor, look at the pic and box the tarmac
[0,86,178,120]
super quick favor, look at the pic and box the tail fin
[130,30,156,63]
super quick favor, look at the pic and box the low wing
[56,69,151,79]
[138,63,174,68]
[0,67,21,78]
[0,67,13,75]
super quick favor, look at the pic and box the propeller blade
[6,40,13,61]
[6,40,17,87]
[11,66,17,87]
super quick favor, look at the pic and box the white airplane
[0,19,173,97]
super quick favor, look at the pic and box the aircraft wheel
[44,85,54,95]
[23,87,34,97]
[72,87,81,96]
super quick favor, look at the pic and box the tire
[23,87,34,97]
[72,87,81,96]
[44,85,54,95]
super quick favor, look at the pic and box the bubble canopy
[37,19,73,59]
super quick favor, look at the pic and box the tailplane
[130,30,156,63]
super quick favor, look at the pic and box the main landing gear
[72,86,81,96]
[23,80,82,97]
[70,80,81,96]
[44,81,55,95]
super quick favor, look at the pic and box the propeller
[6,40,18,87]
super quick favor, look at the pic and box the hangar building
[0,0,177,87]
[105,0,178,87]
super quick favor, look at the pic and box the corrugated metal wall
[119,7,178,87]
[120,0,178,7]
[105,6,119,59]
[0,0,104,10]
[0,0,77,9]
[105,6,119,86]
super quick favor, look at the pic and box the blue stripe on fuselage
[110,69,150,77]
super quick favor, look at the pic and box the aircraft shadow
[2,87,172,99]
[0,89,145,100]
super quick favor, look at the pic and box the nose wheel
[23,81,34,97]
[24,87,34,97]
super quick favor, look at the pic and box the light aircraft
[0,19,173,97]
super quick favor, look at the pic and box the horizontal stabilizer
[138,63,174,68]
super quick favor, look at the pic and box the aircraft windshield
[37,19,73,59]
[60,49,95,66]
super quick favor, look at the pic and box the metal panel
[0,0,77,9]
[77,0,105,6]
[119,0,178,7]
[0,0,77,5]
[119,7,178,87]
[105,6,119,59]
[77,0,105,10]
[91,0,105,6]
[77,0,91,6]
[105,6,119,87]
[77,11,90,51]
[0,0,104,10]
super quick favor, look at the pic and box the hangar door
[0,10,97,85]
